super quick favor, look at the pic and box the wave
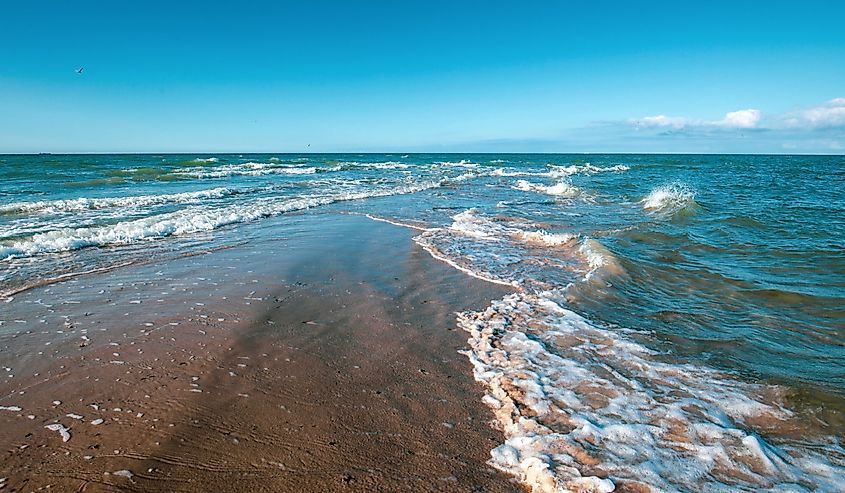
[0,181,442,260]
[404,206,843,493]
[449,209,576,247]
[489,164,628,180]
[437,160,480,168]
[338,161,411,170]
[0,187,238,215]
[491,168,544,177]
[188,157,219,163]
[410,209,588,291]
[173,162,324,178]
[514,179,581,197]
[459,292,845,492]
[642,182,697,215]
[579,238,625,280]
[550,164,630,175]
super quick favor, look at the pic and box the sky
[1,1,844,153]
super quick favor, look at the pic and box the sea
[1,153,843,491]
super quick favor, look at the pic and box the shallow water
[1,153,843,491]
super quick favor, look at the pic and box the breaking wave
[0,181,442,260]
[0,187,238,215]
[642,182,697,215]
[514,179,581,197]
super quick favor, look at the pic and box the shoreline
[0,213,523,492]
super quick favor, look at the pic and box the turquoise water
[1,153,843,490]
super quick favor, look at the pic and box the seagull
[76,67,84,74]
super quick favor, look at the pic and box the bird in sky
[76,67,84,74]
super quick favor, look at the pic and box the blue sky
[1,1,843,153]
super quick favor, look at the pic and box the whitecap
[549,164,630,175]
[0,181,444,260]
[514,179,581,197]
[0,187,237,215]
[641,182,697,214]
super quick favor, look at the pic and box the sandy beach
[0,212,523,492]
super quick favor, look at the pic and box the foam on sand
[458,292,845,492]
[44,423,71,442]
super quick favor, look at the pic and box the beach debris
[52,400,61,406]
[66,413,83,420]
[109,469,133,479]
[45,423,71,442]
[91,418,104,425]
[0,406,22,412]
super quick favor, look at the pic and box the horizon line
[2,151,843,157]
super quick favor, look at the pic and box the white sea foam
[549,164,630,175]
[44,423,71,442]
[412,237,519,288]
[174,163,321,178]
[363,214,432,232]
[339,161,411,170]
[411,209,585,291]
[458,292,845,493]
[491,164,628,179]
[437,159,479,168]
[642,182,697,214]
[0,181,443,260]
[491,168,543,177]
[405,205,842,493]
[449,209,576,247]
[188,157,219,163]
[514,179,581,197]
[0,188,237,215]
[578,239,625,281]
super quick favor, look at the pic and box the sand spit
[0,214,522,492]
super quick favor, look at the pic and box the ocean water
[1,153,843,491]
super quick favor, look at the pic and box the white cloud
[632,109,761,130]
[718,109,761,128]
[786,98,845,128]
[636,115,690,128]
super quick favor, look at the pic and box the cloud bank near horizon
[606,98,845,153]
[438,98,845,154]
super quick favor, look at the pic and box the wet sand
[0,213,523,492]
